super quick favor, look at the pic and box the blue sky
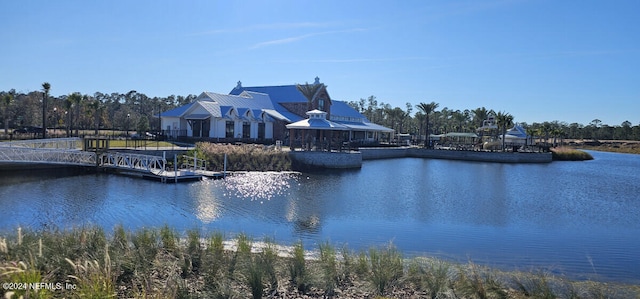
[1,0,638,126]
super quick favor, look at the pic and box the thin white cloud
[274,56,435,63]
[249,28,365,49]
[189,22,339,36]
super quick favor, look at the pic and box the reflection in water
[1,151,640,283]
[192,180,221,223]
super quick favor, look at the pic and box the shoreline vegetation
[1,226,638,299]
[550,147,594,161]
[186,142,292,172]
[568,140,640,155]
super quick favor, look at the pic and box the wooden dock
[136,169,226,183]
[0,138,230,183]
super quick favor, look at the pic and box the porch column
[301,130,306,151]
[319,130,324,151]
[289,128,294,150]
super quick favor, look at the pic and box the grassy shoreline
[550,147,594,161]
[1,226,637,298]
[186,142,292,172]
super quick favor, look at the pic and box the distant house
[160,77,393,143]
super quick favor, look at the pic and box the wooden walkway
[0,138,227,183]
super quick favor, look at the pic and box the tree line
[2,84,639,142]
[347,95,640,142]
[0,85,196,138]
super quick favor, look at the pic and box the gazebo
[286,110,350,151]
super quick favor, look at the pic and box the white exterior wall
[162,117,181,130]
[265,122,273,139]
[161,102,276,139]
[161,116,181,138]
[234,121,242,138]
[208,119,216,138]
[251,122,258,139]
[215,119,226,138]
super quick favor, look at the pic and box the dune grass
[550,147,594,161]
[187,142,292,172]
[1,226,638,298]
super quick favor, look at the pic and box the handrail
[0,137,82,149]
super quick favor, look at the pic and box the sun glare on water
[221,172,300,203]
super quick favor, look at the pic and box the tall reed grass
[1,226,637,298]
[550,147,594,161]
[187,142,292,171]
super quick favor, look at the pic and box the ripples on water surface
[1,150,639,283]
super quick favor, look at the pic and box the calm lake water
[1,150,639,283]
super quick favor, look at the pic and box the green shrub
[289,240,310,293]
[456,262,506,299]
[160,224,178,253]
[131,228,159,274]
[318,241,338,294]
[185,229,202,275]
[0,260,53,299]
[368,244,403,295]
[513,271,557,299]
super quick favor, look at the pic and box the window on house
[318,99,324,111]
[225,121,234,138]
[242,122,251,138]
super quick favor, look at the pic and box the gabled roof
[199,101,222,117]
[505,125,529,138]
[331,101,368,120]
[200,91,275,110]
[160,102,197,117]
[230,85,308,103]
[231,84,369,122]
[162,91,277,119]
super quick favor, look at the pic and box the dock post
[223,153,227,178]
[174,154,178,183]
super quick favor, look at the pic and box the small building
[229,77,393,144]
[160,77,393,144]
[160,91,276,141]
[500,124,532,146]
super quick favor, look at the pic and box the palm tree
[41,82,51,139]
[63,96,73,137]
[296,82,325,112]
[2,92,13,134]
[87,99,103,135]
[495,111,514,151]
[452,110,468,132]
[525,127,537,147]
[67,92,82,137]
[416,101,439,148]
[551,128,564,147]
[413,111,426,145]
[471,107,489,129]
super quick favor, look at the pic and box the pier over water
[0,138,215,182]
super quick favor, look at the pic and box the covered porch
[286,110,350,151]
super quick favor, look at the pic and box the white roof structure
[504,124,528,139]
[285,110,350,131]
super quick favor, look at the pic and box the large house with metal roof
[159,77,393,143]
